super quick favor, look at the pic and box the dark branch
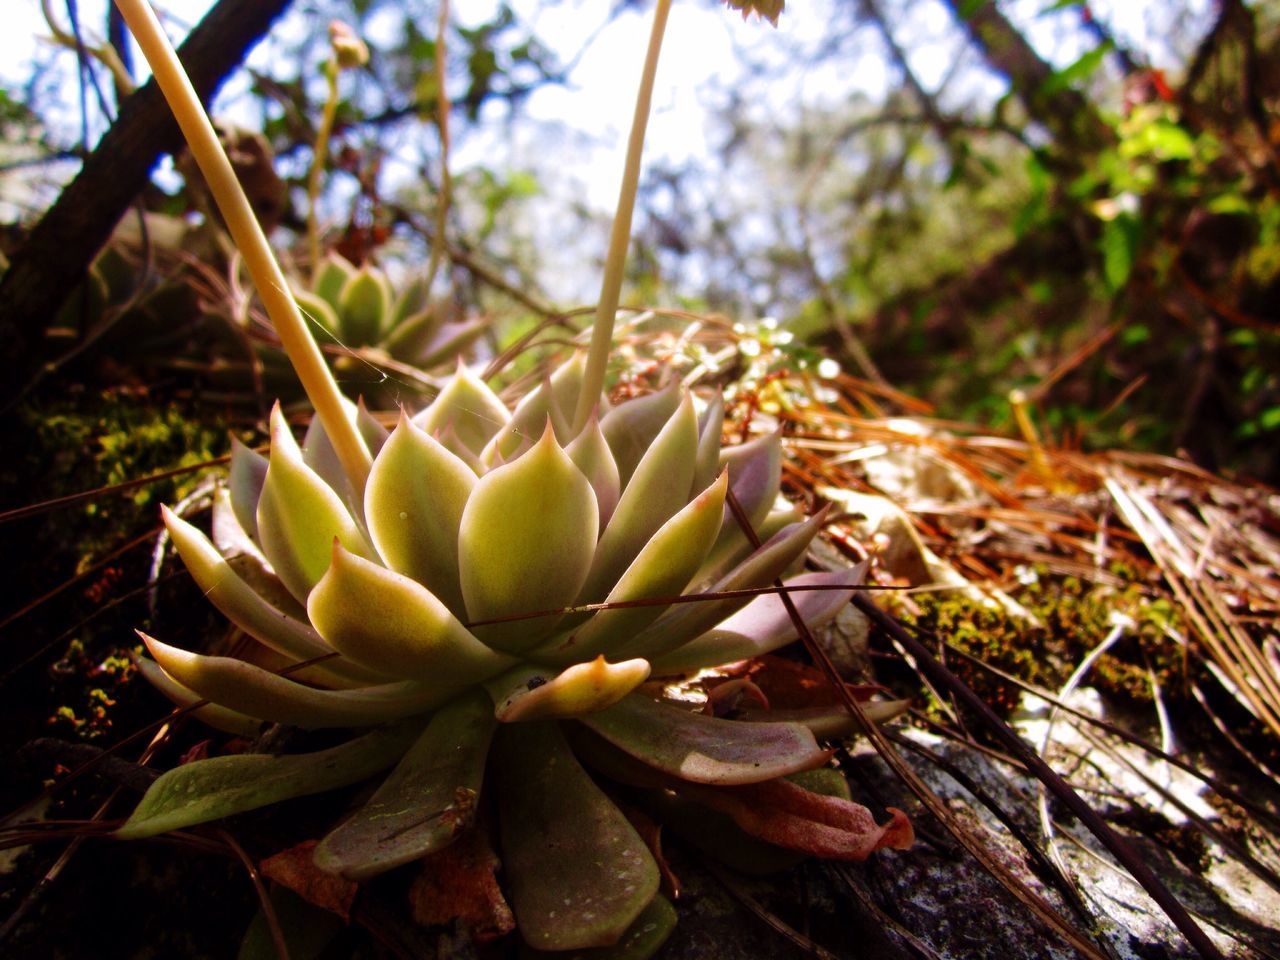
[0,0,293,407]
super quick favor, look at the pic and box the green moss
[8,386,226,570]
[896,566,1188,722]
[1,386,230,745]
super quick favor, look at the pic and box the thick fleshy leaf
[228,436,268,543]
[308,542,511,682]
[458,425,598,653]
[391,272,431,325]
[538,473,728,665]
[577,394,698,606]
[300,396,385,521]
[496,721,659,951]
[704,431,783,570]
[141,634,452,728]
[487,657,651,722]
[314,690,495,880]
[239,886,344,960]
[600,384,681,486]
[616,509,828,662]
[312,252,355,308]
[162,506,387,686]
[410,317,489,369]
[491,353,589,459]
[523,895,676,960]
[337,265,392,346]
[354,398,391,455]
[413,362,511,457]
[695,500,804,586]
[720,432,782,528]
[365,414,474,615]
[116,720,423,839]
[566,414,621,529]
[257,405,374,602]
[692,395,724,496]
[382,306,441,360]
[293,288,343,348]
[579,694,828,785]
[133,657,265,736]
[675,778,914,860]
[650,568,862,675]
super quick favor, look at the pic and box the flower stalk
[113,0,372,494]
[573,0,673,433]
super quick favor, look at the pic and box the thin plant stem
[422,0,451,296]
[306,57,341,277]
[112,0,372,493]
[572,0,673,432]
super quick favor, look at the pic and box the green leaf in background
[1042,41,1112,96]
[1101,213,1140,293]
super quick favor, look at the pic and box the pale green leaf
[459,426,598,653]
[692,395,725,495]
[163,505,387,687]
[538,472,728,665]
[228,436,268,542]
[650,568,862,675]
[599,383,681,485]
[307,541,512,683]
[413,362,511,458]
[336,265,392,346]
[312,252,355,308]
[141,633,454,728]
[257,404,374,602]
[577,393,698,606]
[134,657,265,736]
[566,413,621,528]
[365,413,475,615]
[617,508,827,661]
[487,657,651,722]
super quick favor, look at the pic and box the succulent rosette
[296,253,488,372]
[122,355,911,955]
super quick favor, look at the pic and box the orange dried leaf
[260,840,357,921]
[680,778,913,861]
[408,828,515,942]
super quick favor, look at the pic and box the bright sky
[3,0,1210,266]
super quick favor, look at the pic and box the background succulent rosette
[124,355,912,955]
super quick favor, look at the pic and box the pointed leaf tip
[491,657,652,722]
[459,429,598,654]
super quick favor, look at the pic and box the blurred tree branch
[0,0,293,408]
[943,0,1113,161]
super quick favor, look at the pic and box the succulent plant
[295,253,488,379]
[104,2,912,953]
[123,353,912,955]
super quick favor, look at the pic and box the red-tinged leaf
[260,840,357,921]
[677,778,913,861]
[409,827,515,942]
[178,740,212,765]
[721,655,889,709]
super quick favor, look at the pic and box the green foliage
[898,567,1188,723]
[8,388,224,570]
